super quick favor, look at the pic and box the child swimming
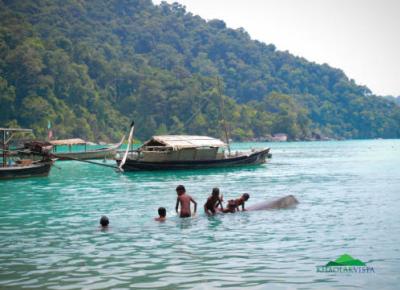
[223,193,250,213]
[155,207,167,222]
[99,215,110,230]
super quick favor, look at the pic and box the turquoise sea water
[1,140,400,289]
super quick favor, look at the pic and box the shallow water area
[1,140,399,289]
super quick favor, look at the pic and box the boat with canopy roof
[48,137,124,160]
[116,134,270,171]
[116,78,271,172]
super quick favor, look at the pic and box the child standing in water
[175,185,197,218]
[155,207,167,222]
[204,187,224,215]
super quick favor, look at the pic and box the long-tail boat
[0,128,53,180]
[48,137,124,160]
[116,134,270,171]
[116,78,271,171]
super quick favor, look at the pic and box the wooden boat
[116,135,270,171]
[116,79,272,172]
[0,159,53,180]
[0,128,53,180]
[49,137,124,160]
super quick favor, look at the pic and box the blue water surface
[0,140,399,289]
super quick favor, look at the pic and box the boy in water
[99,215,110,229]
[204,187,224,215]
[155,207,167,222]
[175,185,197,218]
[223,193,250,213]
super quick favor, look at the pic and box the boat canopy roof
[1,128,34,147]
[50,138,86,146]
[142,135,226,149]
[0,127,33,133]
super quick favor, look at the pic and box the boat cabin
[137,135,227,162]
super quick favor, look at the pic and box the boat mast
[217,77,231,156]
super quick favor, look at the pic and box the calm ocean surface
[1,140,399,289]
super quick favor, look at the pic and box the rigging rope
[168,94,213,135]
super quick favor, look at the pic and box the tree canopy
[1,0,399,141]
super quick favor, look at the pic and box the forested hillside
[385,96,400,107]
[1,0,399,141]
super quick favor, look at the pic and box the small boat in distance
[49,137,124,160]
[116,135,270,171]
[0,128,53,180]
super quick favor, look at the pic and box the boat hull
[116,148,270,171]
[0,161,53,180]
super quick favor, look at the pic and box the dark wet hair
[176,185,186,192]
[243,193,250,200]
[158,207,166,217]
[212,187,220,196]
[100,215,109,227]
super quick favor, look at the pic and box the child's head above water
[158,207,166,218]
[212,187,220,197]
[100,215,109,227]
[242,193,250,201]
[176,185,186,195]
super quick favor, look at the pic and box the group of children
[156,185,250,221]
[99,185,250,228]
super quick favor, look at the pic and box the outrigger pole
[217,77,231,156]
[50,154,119,169]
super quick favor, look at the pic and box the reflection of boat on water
[0,128,53,180]
[49,137,124,160]
[116,135,270,171]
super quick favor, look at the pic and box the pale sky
[153,0,400,96]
